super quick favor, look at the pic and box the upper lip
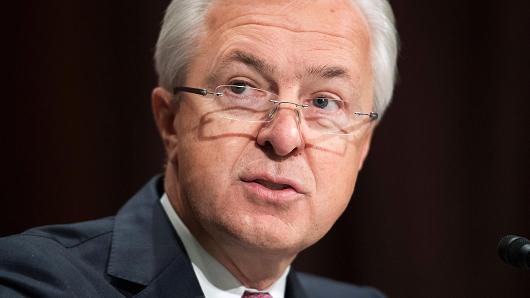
[240,172,307,194]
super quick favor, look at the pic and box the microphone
[497,234,530,270]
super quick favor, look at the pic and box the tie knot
[242,290,272,298]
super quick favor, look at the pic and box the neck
[164,165,296,290]
[198,233,295,290]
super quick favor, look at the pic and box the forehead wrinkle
[206,0,370,38]
[230,19,356,44]
[203,1,373,64]
[205,7,366,47]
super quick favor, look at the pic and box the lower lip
[241,181,302,204]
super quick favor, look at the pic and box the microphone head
[497,234,530,270]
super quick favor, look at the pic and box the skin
[152,0,375,290]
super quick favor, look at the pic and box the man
[1,0,398,297]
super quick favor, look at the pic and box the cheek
[313,141,361,189]
[176,110,254,198]
[176,134,245,230]
[309,144,361,225]
[179,134,238,190]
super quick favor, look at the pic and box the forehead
[188,0,372,89]
[205,0,370,43]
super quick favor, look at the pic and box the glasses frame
[173,85,378,136]
[173,85,379,119]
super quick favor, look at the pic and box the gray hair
[154,0,399,115]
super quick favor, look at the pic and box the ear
[356,126,375,171]
[152,87,179,161]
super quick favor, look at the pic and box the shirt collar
[160,193,289,298]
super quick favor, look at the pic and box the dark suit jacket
[0,176,386,298]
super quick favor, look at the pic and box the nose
[256,105,305,156]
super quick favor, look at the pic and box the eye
[230,84,247,94]
[226,80,254,94]
[313,97,329,109]
[311,96,341,111]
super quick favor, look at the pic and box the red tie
[241,290,272,298]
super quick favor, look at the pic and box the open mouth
[254,179,292,191]
[240,174,303,203]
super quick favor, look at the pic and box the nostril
[259,140,274,152]
[256,108,305,157]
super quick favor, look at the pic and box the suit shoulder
[0,216,115,274]
[297,272,387,298]
[18,216,114,248]
[0,217,116,297]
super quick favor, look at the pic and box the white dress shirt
[160,193,289,298]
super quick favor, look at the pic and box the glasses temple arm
[173,86,211,96]
[354,111,379,120]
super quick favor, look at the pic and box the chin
[187,186,323,253]
[214,210,319,254]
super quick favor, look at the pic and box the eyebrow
[304,65,352,80]
[206,50,276,87]
[228,50,276,74]
[206,50,353,86]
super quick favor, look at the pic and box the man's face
[167,0,374,254]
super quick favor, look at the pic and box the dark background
[5,1,529,297]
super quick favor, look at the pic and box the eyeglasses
[173,84,378,135]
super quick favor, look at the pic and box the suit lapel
[106,175,204,298]
[133,254,204,298]
[106,175,309,298]
[285,270,309,298]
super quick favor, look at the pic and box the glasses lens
[210,85,373,135]
[302,97,372,135]
[212,85,275,122]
